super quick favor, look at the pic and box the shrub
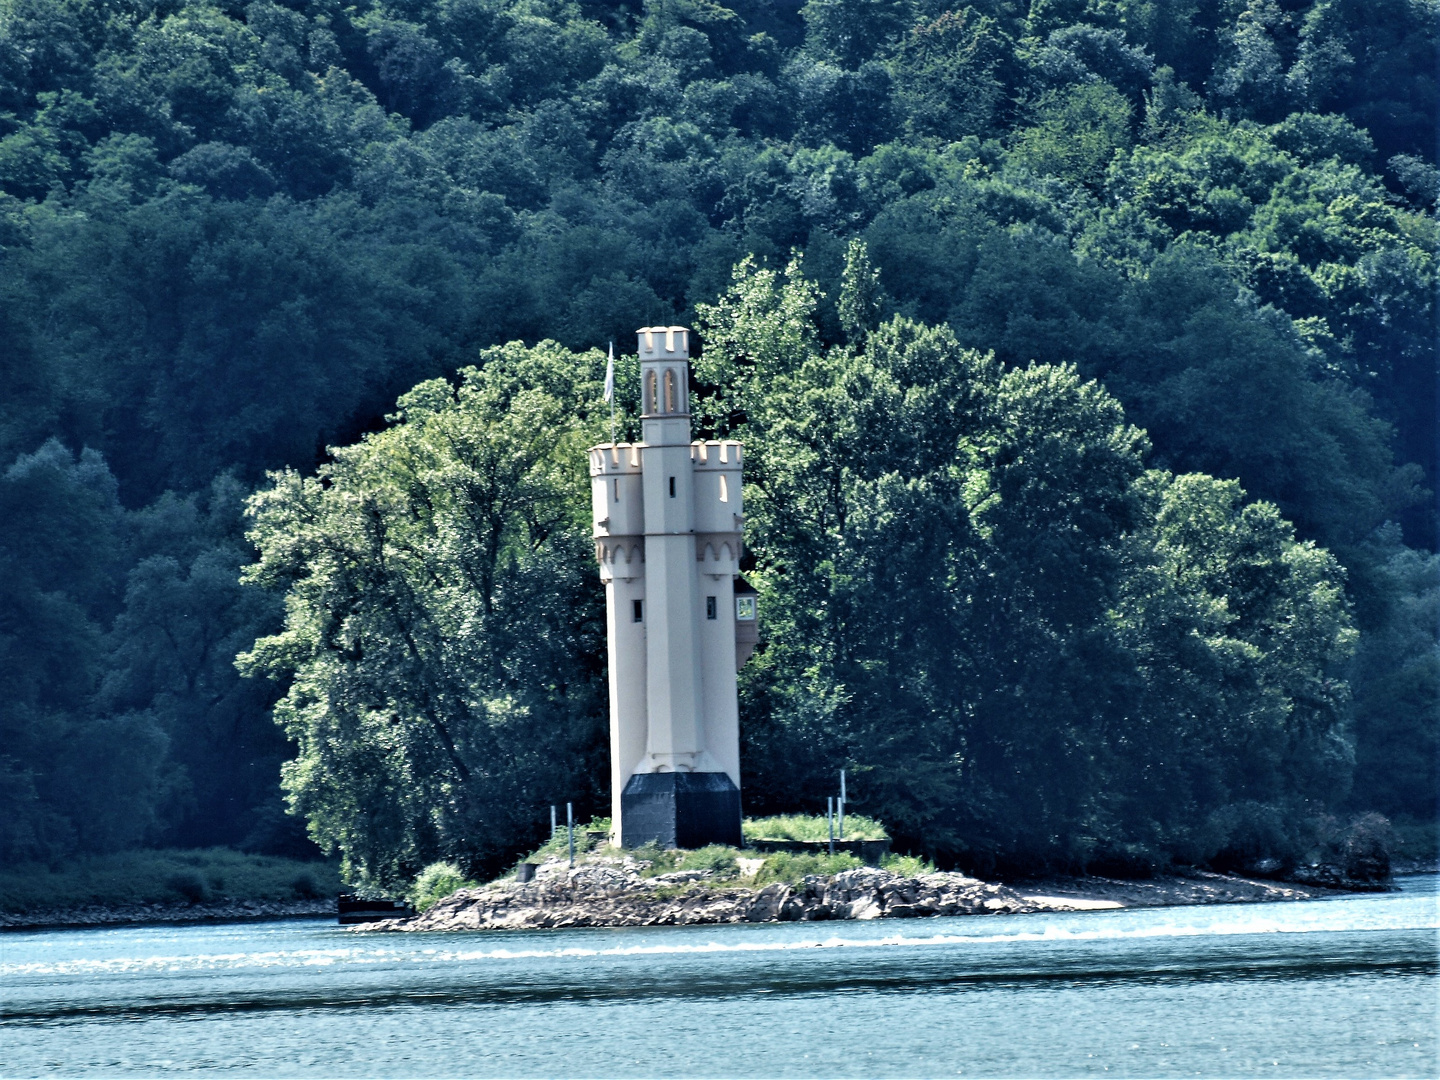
[1340,813,1393,882]
[1203,802,1303,873]
[524,817,612,864]
[1389,816,1439,865]
[409,861,476,912]
[631,843,680,876]
[1085,842,1162,879]
[0,849,344,914]
[290,871,323,899]
[165,870,211,903]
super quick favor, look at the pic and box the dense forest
[1,0,1434,878]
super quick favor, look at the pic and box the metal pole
[551,804,557,839]
[839,769,846,839]
[567,802,575,868]
[827,797,835,856]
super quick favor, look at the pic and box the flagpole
[607,341,616,445]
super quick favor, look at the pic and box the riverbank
[0,848,344,931]
[363,853,1357,933]
[0,897,337,930]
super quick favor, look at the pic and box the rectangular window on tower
[706,596,717,620]
[632,599,643,623]
[669,476,676,498]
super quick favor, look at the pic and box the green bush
[754,851,863,885]
[165,870,211,903]
[1340,813,1393,882]
[677,845,740,875]
[409,861,476,912]
[880,853,936,876]
[743,814,889,843]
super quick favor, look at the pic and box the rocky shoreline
[1,898,336,931]
[362,855,1357,933]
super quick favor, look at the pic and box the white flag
[603,342,615,403]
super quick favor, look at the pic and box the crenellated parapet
[689,440,743,467]
[589,443,644,475]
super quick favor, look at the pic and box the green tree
[891,9,1011,140]
[239,340,611,888]
[1009,81,1134,188]
[801,0,913,68]
[0,441,171,861]
[698,252,1357,872]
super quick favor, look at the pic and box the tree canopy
[699,250,1358,874]
[238,341,611,885]
[0,0,1432,869]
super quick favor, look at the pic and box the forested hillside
[2,0,1434,872]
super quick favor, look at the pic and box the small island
[361,814,1376,934]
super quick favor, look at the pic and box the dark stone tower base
[621,772,742,849]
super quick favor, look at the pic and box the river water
[2,875,1435,1077]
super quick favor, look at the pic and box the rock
[745,884,790,922]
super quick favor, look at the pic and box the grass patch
[743,814,889,843]
[500,813,899,890]
[0,849,344,914]
[880,853,937,876]
[517,816,612,866]
[753,851,864,884]
[629,843,741,878]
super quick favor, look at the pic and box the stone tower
[588,326,751,849]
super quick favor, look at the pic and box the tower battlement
[637,325,690,359]
[690,440,743,468]
[588,443,643,475]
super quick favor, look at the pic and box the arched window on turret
[663,369,676,413]
[645,370,658,414]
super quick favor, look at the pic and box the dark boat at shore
[337,894,412,925]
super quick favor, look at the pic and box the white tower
[588,326,752,848]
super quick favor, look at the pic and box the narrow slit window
[669,476,676,498]
[706,596,717,620]
[613,478,619,501]
[718,475,728,502]
[632,599,643,623]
